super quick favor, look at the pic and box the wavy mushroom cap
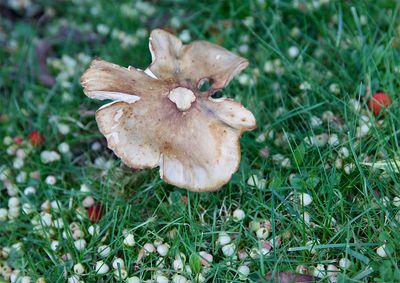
[80,29,256,192]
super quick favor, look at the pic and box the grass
[1,0,400,282]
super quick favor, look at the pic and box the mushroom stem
[168,87,196,111]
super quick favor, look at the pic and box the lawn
[1,0,400,282]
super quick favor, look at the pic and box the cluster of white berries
[40,150,60,164]
[217,232,236,257]
[263,58,284,75]
[247,175,267,190]
[48,53,90,91]
[1,189,257,282]
[7,197,20,220]
[312,263,340,281]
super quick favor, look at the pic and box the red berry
[28,131,45,146]
[14,136,23,144]
[88,203,103,223]
[368,92,392,117]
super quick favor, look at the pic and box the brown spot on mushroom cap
[81,29,256,192]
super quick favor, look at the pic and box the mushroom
[80,29,256,192]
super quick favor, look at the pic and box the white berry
[80,184,91,193]
[288,46,300,58]
[8,207,20,220]
[156,275,169,283]
[143,243,155,253]
[299,193,313,206]
[376,245,388,257]
[95,260,109,275]
[0,208,8,221]
[232,208,245,221]
[112,258,125,270]
[339,147,349,158]
[82,196,95,208]
[88,225,100,236]
[21,203,34,214]
[50,240,59,251]
[58,142,70,154]
[217,232,231,246]
[222,243,236,257]
[123,233,135,246]
[126,277,141,283]
[8,197,20,208]
[172,274,188,283]
[113,269,128,280]
[338,258,352,269]
[73,263,85,275]
[157,243,169,256]
[44,175,56,185]
[98,245,111,257]
[256,228,269,239]
[40,212,52,226]
[72,229,85,240]
[67,276,79,283]
[238,265,250,280]
[74,239,87,251]
[173,257,184,272]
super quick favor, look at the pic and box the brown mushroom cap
[80,29,256,192]
[148,29,249,89]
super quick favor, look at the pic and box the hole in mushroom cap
[198,78,213,92]
[211,91,224,99]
